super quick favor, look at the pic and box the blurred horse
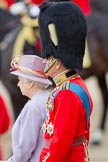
[0,9,40,120]
[80,0,108,144]
[0,8,20,74]
[0,8,20,42]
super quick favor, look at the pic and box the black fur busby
[38,2,87,70]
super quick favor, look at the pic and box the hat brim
[11,70,52,85]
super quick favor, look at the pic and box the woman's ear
[29,81,34,89]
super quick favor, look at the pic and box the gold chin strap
[44,57,56,73]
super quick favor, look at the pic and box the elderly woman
[0,55,52,162]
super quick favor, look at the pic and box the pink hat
[10,55,52,85]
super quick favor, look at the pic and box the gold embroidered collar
[53,69,78,86]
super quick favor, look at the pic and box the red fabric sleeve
[0,96,11,135]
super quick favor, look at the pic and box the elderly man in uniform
[38,1,93,162]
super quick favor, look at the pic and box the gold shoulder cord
[42,152,50,162]
[59,81,70,90]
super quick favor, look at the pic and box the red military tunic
[40,71,93,162]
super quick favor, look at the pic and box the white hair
[21,77,48,88]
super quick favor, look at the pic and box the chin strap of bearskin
[44,57,56,73]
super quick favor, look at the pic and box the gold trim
[53,70,78,86]
[44,57,56,73]
[42,152,50,162]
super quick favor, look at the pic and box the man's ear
[56,59,62,70]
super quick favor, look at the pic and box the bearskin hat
[38,2,87,70]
